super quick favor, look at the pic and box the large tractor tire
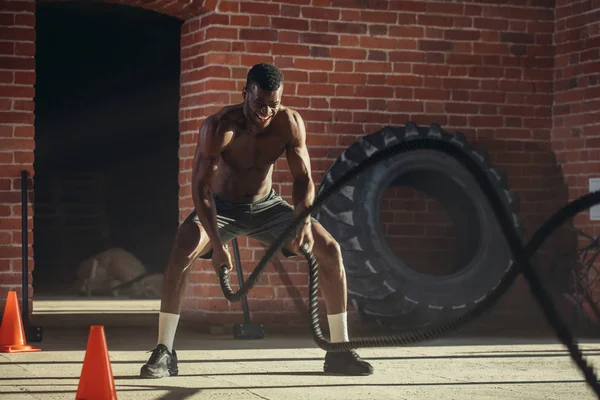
[315,122,525,332]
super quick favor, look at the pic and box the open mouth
[255,113,271,123]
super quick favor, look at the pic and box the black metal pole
[20,170,29,329]
[232,238,252,324]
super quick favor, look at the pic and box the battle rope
[218,136,600,395]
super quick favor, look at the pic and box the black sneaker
[323,349,373,376]
[140,344,179,378]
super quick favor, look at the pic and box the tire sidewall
[323,148,515,310]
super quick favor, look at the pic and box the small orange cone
[0,291,41,353]
[76,325,118,400]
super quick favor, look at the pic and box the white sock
[327,312,349,343]
[157,312,180,352]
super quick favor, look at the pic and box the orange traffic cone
[0,291,41,353]
[76,325,118,400]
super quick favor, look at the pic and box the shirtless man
[140,63,373,378]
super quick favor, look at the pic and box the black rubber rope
[218,137,600,395]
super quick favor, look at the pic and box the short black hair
[246,63,284,92]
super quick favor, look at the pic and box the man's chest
[223,132,288,170]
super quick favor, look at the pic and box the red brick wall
[552,0,600,318]
[0,0,36,314]
[380,187,458,277]
[177,0,558,328]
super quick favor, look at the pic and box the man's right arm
[191,116,232,246]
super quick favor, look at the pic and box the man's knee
[318,237,344,269]
[330,240,343,263]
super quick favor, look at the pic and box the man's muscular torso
[207,104,296,203]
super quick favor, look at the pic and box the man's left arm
[285,110,314,224]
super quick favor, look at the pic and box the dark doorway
[33,2,182,296]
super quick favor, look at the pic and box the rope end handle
[219,265,229,279]
[300,243,311,254]
[299,243,316,261]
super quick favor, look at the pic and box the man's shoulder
[198,106,242,150]
[278,106,302,121]
[273,107,306,146]
[276,106,304,131]
[203,105,243,131]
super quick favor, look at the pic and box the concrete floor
[1,325,600,400]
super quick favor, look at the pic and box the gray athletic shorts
[184,189,319,259]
